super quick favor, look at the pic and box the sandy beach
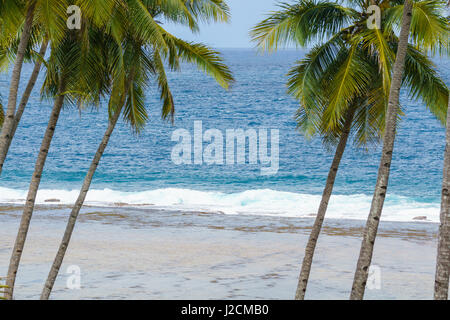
[0,204,439,300]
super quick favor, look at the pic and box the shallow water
[0,205,439,300]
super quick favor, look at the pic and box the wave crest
[0,187,439,223]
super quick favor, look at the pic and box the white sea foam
[0,186,440,223]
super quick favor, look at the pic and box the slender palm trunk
[2,40,49,161]
[40,69,135,299]
[0,2,36,176]
[350,0,413,300]
[40,107,122,300]
[434,96,450,300]
[4,78,66,300]
[295,107,355,300]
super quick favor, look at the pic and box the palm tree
[434,97,450,300]
[4,36,73,300]
[351,0,425,299]
[40,0,233,300]
[433,0,450,302]
[252,0,449,299]
[3,0,125,299]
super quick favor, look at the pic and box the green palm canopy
[252,0,449,144]
[59,0,234,130]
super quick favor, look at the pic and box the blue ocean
[0,49,448,223]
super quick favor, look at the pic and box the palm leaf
[385,0,449,54]
[403,44,449,124]
[288,33,344,137]
[355,27,395,98]
[35,0,69,44]
[161,31,234,89]
[153,49,175,120]
[185,0,231,23]
[322,44,373,130]
[251,0,358,51]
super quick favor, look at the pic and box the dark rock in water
[413,216,427,221]
[45,199,60,203]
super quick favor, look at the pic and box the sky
[164,0,283,48]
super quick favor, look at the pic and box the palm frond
[355,27,395,97]
[153,49,175,120]
[161,31,234,89]
[127,0,170,53]
[288,33,344,137]
[75,0,126,28]
[122,76,149,132]
[403,44,449,124]
[0,0,24,39]
[35,0,69,44]
[251,0,357,51]
[185,0,231,23]
[385,0,449,54]
[322,45,373,130]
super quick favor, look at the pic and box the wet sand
[0,204,439,299]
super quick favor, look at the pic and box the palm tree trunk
[4,77,66,300]
[40,106,122,300]
[0,2,36,176]
[40,69,135,300]
[350,0,413,300]
[295,107,355,300]
[434,96,450,300]
[0,39,49,166]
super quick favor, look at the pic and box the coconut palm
[350,0,449,299]
[4,34,80,301]
[40,0,233,299]
[252,0,449,299]
[434,1,450,297]
[2,0,133,300]
[435,102,450,300]
[434,95,450,300]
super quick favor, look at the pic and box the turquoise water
[0,49,448,222]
